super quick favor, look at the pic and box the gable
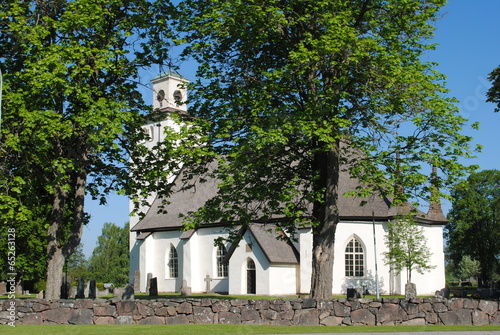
[247,224,300,264]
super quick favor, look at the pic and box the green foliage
[146,0,479,298]
[0,0,175,298]
[383,216,435,283]
[33,279,47,294]
[446,169,500,282]
[88,222,129,286]
[66,244,90,281]
[487,65,500,112]
[455,255,480,284]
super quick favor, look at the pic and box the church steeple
[427,165,447,222]
[151,70,188,113]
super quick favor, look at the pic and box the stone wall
[1,297,499,326]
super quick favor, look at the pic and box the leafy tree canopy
[487,65,500,112]
[383,216,435,284]
[131,0,479,299]
[455,255,480,284]
[0,0,174,299]
[446,169,500,283]
[89,222,129,286]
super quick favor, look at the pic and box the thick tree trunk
[310,144,340,300]
[45,185,67,300]
[45,245,65,300]
[45,163,87,300]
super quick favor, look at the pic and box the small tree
[88,222,129,287]
[66,244,90,283]
[384,216,435,284]
[455,255,480,286]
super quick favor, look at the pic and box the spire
[427,165,447,222]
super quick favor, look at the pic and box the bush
[33,280,46,293]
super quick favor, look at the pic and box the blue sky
[81,1,500,257]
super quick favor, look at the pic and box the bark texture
[310,144,340,300]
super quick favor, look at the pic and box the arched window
[345,237,364,277]
[246,259,256,294]
[216,245,228,278]
[168,245,178,278]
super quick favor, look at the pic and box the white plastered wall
[332,220,445,296]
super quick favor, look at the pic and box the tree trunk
[45,245,65,300]
[45,185,67,300]
[310,144,340,300]
[45,162,87,300]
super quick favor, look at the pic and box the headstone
[70,286,77,298]
[133,270,141,292]
[441,287,450,299]
[0,281,6,294]
[60,277,70,299]
[15,283,22,295]
[89,280,96,299]
[435,290,443,298]
[405,282,417,300]
[346,288,362,299]
[204,275,212,293]
[84,280,90,297]
[37,290,44,299]
[76,278,85,298]
[122,284,135,300]
[146,273,152,293]
[149,277,158,297]
[180,279,191,296]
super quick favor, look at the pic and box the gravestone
[15,283,22,295]
[76,278,85,298]
[405,282,417,300]
[0,281,6,294]
[37,290,44,299]
[70,286,77,298]
[60,276,70,299]
[122,284,134,300]
[204,275,212,293]
[442,287,450,299]
[149,277,158,297]
[180,279,191,296]
[89,280,96,299]
[133,270,141,293]
[346,288,362,299]
[146,273,152,293]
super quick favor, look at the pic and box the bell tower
[151,70,188,113]
[140,70,189,149]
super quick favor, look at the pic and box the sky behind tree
[81,0,500,257]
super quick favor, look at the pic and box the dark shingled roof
[131,164,444,232]
[247,224,300,264]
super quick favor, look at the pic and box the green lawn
[2,325,500,335]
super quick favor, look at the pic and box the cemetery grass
[3,325,500,335]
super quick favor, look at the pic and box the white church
[129,71,447,297]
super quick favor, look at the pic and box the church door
[246,259,256,294]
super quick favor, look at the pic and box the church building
[129,72,447,296]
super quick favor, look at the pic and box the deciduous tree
[151,0,478,299]
[455,255,480,285]
[88,223,129,286]
[0,0,174,299]
[486,65,500,112]
[446,170,500,283]
[383,217,435,284]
